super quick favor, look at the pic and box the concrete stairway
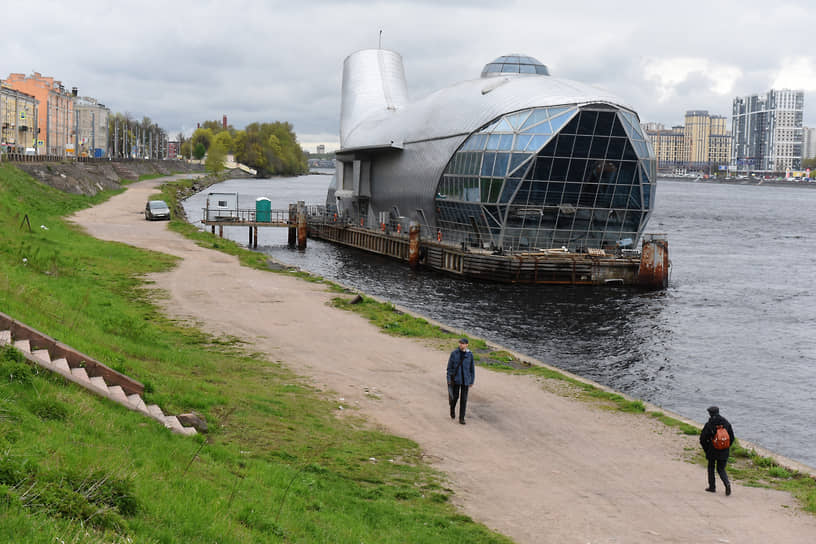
[0,313,197,436]
[111,161,139,181]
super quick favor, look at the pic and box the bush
[27,397,69,421]
[0,346,35,385]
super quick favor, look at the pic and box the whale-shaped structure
[329,50,656,252]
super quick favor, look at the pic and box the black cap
[707,406,719,416]
[459,338,469,344]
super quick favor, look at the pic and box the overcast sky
[5,0,816,152]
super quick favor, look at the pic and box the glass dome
[481,54,550,78]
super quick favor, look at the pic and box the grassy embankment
[163,174,816,514]
[0,163,511,543]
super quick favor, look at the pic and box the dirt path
[70,177,816,543]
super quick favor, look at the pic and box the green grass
[0,163,512,543]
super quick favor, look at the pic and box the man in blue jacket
[447,338,475,425]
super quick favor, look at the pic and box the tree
[191,128,214,152]
[214,131,234,154]
[193,143,206,160]
[205,140,227,173]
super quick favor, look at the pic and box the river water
[183,174,816,468]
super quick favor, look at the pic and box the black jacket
[700,414,735,460]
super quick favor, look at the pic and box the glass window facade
[435,105,656,251]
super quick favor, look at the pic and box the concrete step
[163,415,184,432]
[0,330,11,345]
[107,385,129,405]
[32,349,52,365]
[89,375,109,394]
[146,404,165,419]
[127,393,149,414]
[13,339,30,353]
[71,367,90,383]
[52,358,70,372]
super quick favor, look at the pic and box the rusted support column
[248,226,252,246]
[218,225,223,238]
[297,200,307,250]
[637,236,669,289]
[211,225,215,235]
[408,223,421,268]
[288,203,297,248]
[254,226,259,248]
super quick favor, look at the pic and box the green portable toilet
[256,197,271,222]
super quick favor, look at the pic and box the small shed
[205,192,239,221]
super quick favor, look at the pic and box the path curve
[70,177,816,544]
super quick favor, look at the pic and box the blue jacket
[447,348,475,386]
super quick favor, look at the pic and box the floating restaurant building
[309,50,668,286]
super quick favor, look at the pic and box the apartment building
[802,127,816,160]
[0,82,38,152]
[4,72,75,156]
[74,96,110,157]
[732,89,803,173]
[643,123,685,171]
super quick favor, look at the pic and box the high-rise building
[802,127,816,161]
[316,144,325,154]
[683,111,731,171]
[74,96,110,158]
[0,82,38,153]
[4,72,76,156]
[732,89,803,173]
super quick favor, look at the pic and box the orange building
[4,72,75,156]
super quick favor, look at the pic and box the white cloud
[772,57,816,90]
[642,57,742,103]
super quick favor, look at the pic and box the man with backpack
[447,338,475,425]
[699,406,735,495]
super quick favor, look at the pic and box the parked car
[145,200,171,221]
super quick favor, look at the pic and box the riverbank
[70,175,816,543]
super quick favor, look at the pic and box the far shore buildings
[643,110,731,174]
[0,83,38,152]
[3,72,110,157]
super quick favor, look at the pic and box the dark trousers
[707,456,730,490]
[449,383,469,420]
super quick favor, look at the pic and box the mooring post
[288,203,297,248]
[211,225,215,235]
[218,225,223,238]
[254,226,259,248]
[408,222,421,268]
[248,226,252,247]
[297,200,307,250]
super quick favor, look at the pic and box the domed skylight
[481,55,550,78]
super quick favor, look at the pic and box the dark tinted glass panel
[622,141,638,161]
[599,161,619,183]
[579,182,599,207]
[595,111,614,136]
[567,159,587,181]
[578,111,597,134]
[589,137,608,159]
[555,134,575,156]
[611,116,627,137]
[544,181,565,205]
[532,157,552,180]
[573,135,591,156]
[563,182,581,204]
[595,184,614,208]
[538,139,556,157]
[642,181,651,209]
[550,158,569,181]
[500,177,521,203]
[606,138,625,160]
[617,161,638,187]
[560,116,580,134]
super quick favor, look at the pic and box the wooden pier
[200,201,669,288]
